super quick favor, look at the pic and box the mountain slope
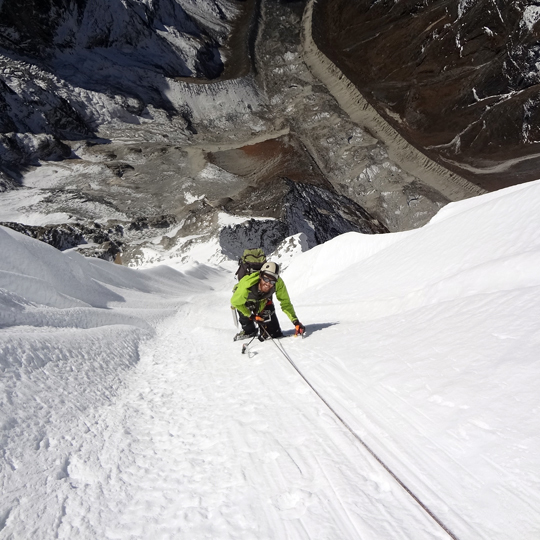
[1,179,540,538]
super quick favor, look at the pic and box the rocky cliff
[312,0,540,190]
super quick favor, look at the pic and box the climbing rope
[259,326,460,540]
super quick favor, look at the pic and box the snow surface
[0,188,75,226]
[2,180,540,539]
[522,6,540,31]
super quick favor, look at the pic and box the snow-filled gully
[44,279,449,540]
[3,180,540,539]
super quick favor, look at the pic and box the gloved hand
[249,313,266,323]
[293,320,305,335]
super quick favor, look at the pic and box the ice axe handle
[231,307,239,329]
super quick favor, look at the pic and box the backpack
[235,248,266,281]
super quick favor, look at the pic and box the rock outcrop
[220,175,387,259]
[0,221,124,261]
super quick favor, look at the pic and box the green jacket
[231,272,298,322]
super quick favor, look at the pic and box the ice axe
[241,332,259,354]
[231,306,239,329]
[241,313,269,354]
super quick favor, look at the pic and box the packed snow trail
[51,270,447,539]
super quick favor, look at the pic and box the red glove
[293,320,305,335]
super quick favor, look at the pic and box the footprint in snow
[271,489,313,519]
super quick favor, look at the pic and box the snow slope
[1,180,540,539]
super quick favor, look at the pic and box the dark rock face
[220,175,387,256]
[0,0,223,79]
[0,61,92,175]
[313,0,540,190]
[0,169,17,191]
[0,214,178,261]
[0,70,94,139]
[0,133,72,166]
[283,179,387,245]
[0,0,246,180]
[128,215,177,232]
[219,218,290,260]
[0,221,123,260]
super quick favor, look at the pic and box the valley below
[1,0,529,266]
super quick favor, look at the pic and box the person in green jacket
[231,261,305,341]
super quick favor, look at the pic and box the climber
[231,261,305,341]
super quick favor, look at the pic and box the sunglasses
[261,275,276,284]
